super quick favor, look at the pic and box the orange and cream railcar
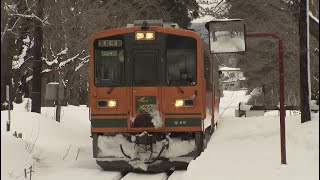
[89,20,220,172]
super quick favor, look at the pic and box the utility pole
[262,84,266,112]
[56,71,64,122]
[6,85,11,131]
[31,0,44,113]
[299,0,311,123]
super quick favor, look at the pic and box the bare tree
[2,0,200,107]
[227,0,318,106]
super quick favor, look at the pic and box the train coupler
[119,132,169,164]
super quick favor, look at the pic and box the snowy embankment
[184,113,319,180]
[1,91,319,180]
[1,100,121,180]
[182,91,319,180]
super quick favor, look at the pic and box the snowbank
[184,114,318,180]
[1,133,31,180]
[1,92,319,180]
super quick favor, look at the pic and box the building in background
[219,66,246,91]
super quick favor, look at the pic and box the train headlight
[145,32,155,40]
[107,100,117,108]
[174,99,194,107]
[97,99,117,108]
[135,31,155,40]
[175,99,184,107]
[135,32,145,40]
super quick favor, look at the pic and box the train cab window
[166,35,197,86]
[167,50,196,86]
[94,49,125,86]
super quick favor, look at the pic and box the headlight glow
[145,32,155,40]
[135,31,155,40]
[107,100,117,108]
[135,32,145,40]
[175,99,184,107]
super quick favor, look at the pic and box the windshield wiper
[176,86,184,94]
[107,87,115,94]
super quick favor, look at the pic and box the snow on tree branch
[59,54,80,68]
[8,13,50,25]
[43,48,68,66]
[43,56,58,66]
[26,75,33,82]
[42,69,52,73]
[4,3,18,13]
[75,55,90,72]
[12,35,32,69]
[197,0,229,18]
[309,11,319,24]
[57,48,68,56]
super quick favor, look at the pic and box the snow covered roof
[219,66,241,71]
[222,77,246,83]
[222,78,239,83]
[191,15,216,24]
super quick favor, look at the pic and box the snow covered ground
[1,90,319,180]
[183,92,319,180]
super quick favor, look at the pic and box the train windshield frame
[166,35,197,86]
[94,36,125,87]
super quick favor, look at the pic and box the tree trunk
[299,0,311,123]
[1,36,14,110]
[13,0,31,103]
[31,0,44,113]
[1,0,20,110]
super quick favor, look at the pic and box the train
[89,20,220,173]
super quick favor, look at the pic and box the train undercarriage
[92,129,213,173]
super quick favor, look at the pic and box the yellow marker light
[145,32,155,40]
[175,99,184,107]
[107,100,117,108]
[135,32,145,40]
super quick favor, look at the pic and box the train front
[89,21,207,172]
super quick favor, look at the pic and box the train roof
[126,20,180,29]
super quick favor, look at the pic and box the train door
[129,50,163,130]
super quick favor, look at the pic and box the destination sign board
[98,40,122,47]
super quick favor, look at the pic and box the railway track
[118,171,186,180]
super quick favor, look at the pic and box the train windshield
[167,35,197,86]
